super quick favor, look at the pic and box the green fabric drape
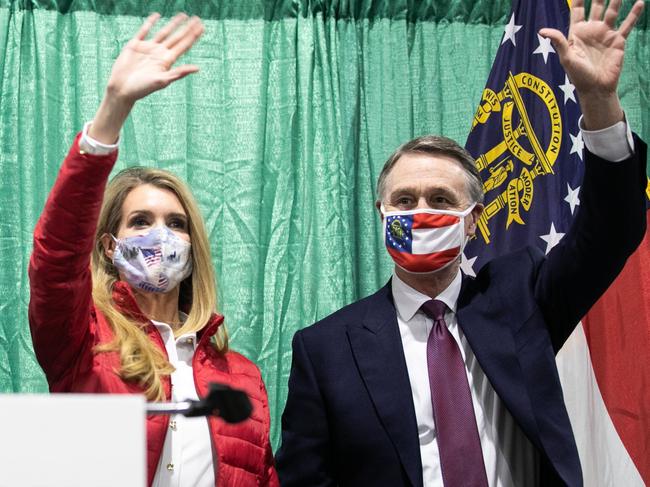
[0,1,647,449]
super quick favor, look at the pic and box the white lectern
[0,394,145,487]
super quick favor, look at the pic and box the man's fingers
[151,13,188,43]
[169,19,205,59]
[539,28,570,59]
[618,0,645,39]
[603,0,622,28]
[570,0,586,27]
[134,13,161,41]
[589,0,605,21]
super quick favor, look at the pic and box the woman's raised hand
[106,13,204,103]
[88,13,204,144]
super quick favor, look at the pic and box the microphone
[146,382,252,423]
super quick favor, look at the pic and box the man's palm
[539,0,644,96]
[564,21,626,94]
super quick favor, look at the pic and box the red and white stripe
[386,213,462,272]
[557,211,650,485]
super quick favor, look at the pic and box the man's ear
[466,203,484,238]
[100,233,115,260]
[375,200,383,220]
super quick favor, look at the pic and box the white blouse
[150,320,215,487]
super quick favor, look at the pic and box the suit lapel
[347,283,423,487]
[456,276,542,450]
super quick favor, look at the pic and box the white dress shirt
[150,320,215,487]
[393,272,538,487]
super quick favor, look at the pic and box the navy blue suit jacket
[276,138,647,487]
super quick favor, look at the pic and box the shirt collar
[151,313,198,351]
[391,270,462,322]
[111,281,224,344]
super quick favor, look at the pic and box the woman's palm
[106,14,204,103]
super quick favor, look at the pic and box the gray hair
[376,135,484,204]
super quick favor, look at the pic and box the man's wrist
[578,92,625,131]
[580,115,634,163]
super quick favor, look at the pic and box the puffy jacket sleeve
[28,133,118,385]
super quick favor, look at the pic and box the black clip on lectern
[146,383,252,423]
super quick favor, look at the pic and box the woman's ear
[100,233,115,260]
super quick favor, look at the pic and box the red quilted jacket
[28,134,279,487]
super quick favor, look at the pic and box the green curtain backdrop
[0,0,648,449]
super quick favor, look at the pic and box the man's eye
[432,196,452,206]
[397,197,412,205]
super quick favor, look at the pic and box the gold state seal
[471,71,562,244]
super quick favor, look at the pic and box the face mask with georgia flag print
[381,203,476,274]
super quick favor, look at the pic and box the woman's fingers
[165,65,200,83]
[134,13,161,41]
[151,13,188,43]
[167,17,205,59]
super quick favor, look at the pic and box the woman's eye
[169,219,187,230]
[131,217,149,227]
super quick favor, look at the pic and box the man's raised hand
[539,0,644,129]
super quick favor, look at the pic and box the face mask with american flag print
[111,226,192,293]
[381,203,475,274]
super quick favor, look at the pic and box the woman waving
[28,13,278,487]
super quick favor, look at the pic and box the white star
[558,74,576,105]
[501,14,523,46]
[539,223,565,255]
[533,34,556,64]
[460,253,478,277]
[564,183,581,215]
[569,131,584,161]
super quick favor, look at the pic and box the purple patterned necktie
[421,299,489,487]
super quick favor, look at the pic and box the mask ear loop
[106,234,120,264]
[459,202,477,217]
[458,203,479,261]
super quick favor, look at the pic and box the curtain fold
[0,0,647,449]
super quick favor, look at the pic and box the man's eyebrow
[389,185,458,197]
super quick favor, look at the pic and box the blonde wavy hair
[91,167,228,401]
